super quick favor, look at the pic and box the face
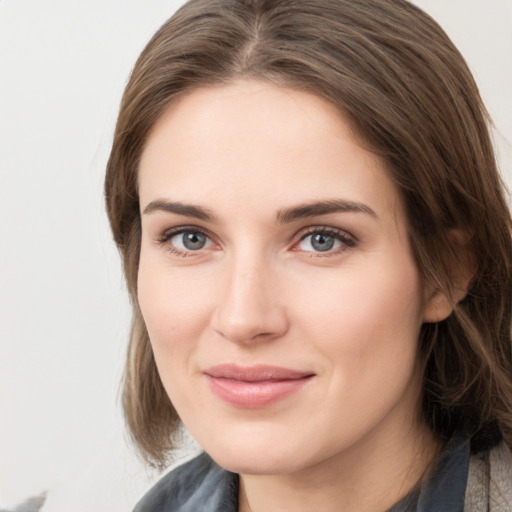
[137,80,435,476]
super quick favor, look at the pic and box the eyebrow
[275,199,378,224]
[142,198,377,224]
[143,200,216,222]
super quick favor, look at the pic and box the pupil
[183,232,206,250]
[312,233,334,252]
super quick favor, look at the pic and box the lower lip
[206,375,313,408]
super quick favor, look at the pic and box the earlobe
[422,230,475,324]
[422,275,473,324]
[422,288,460,324]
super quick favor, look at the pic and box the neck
[238,419,441,512]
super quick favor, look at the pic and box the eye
[172,231,210,251]
[158,228,214,255]
[296,228,356,254]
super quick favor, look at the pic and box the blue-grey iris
[183,232,207,250]
[311,233,335,252]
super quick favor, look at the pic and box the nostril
[211,312,288,345]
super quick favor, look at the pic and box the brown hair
[105,0,512,468]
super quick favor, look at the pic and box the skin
[137,80,444,512]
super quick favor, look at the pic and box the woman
[104,0,512,510]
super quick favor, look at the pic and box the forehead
[138,79,403,224]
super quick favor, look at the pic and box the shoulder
[465,442,512,512]
[133,452,238,512]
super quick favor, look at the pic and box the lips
[204,364,315,408]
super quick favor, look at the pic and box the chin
[199,431,317,476]
[211,449,304,476]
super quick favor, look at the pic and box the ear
[422,230,475,324]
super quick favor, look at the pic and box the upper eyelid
[292,225,357,243]
[158,225,213,241]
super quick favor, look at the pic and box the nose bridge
[212,245,287,343]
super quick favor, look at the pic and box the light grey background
[1,1,511,510]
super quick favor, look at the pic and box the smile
[204,364,315,408]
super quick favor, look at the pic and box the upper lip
[204,364,315,382]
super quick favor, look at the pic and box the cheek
[137,261,215,366]
[297,257,424,376]
[137,262,219,416]
[295,261,424,443]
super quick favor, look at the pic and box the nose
[211,254,289,344]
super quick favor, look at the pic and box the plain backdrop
[1,1,511,510]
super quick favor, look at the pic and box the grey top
[133,436,475,512]
[133,452,238,512]
[388,435,470,512]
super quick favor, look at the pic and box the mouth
[203,364,315,408]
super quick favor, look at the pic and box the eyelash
[155,225,357,257]
[156,226,215,258]
[294,227,357,257]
